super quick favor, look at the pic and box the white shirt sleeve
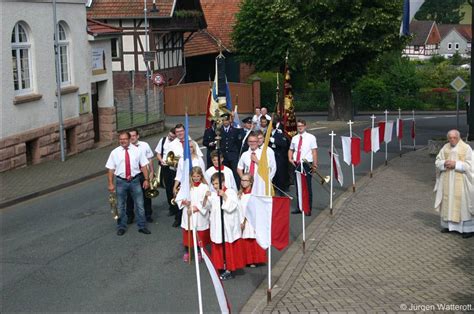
[105,151,116,170]
[310,135,318,150]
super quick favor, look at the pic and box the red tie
[249,152,256,175]
[180,140,184,148]
[296,135,303,162]
[125,148,131,181]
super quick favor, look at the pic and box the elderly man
[434,129,473,238]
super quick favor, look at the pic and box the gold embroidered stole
[441,141,468,222]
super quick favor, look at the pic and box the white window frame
[454,42,460,51]
[58,23,71,86]
[11,22,33,95]
[447,42,452,50]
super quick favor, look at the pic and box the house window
[11,22,33,95]
[111,37,122,60]
[455,42,460,50]
[414,45,419,52]
[447,42,452,50]
[58,23,70,86]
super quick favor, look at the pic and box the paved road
[0,114,468,312]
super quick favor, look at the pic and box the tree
[414,0,466,24]
[233,0,405,120]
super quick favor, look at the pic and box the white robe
[205,166,237,191]
[205,188,242,243]
[239,193,256,239]
[178,183,210,231]
[434,141,474,233]
[175,156,206,183]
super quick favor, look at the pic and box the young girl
[178,167,210,262]
[238,173,267,267]
[205,172,244,278]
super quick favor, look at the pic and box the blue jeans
[116,176,146,230]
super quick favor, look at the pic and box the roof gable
[408,20,440,46]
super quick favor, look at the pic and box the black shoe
[291,210,302,215]
[117,229,126,236]
[440,228,449,233]
[138,228,151,235]
[146,217,154,223]
[172,221,180,228]
[127,217,134,225]
[462,233,473,238]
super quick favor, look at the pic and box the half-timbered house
[402,20,441,60]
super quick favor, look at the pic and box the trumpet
[145,165,161,198]
[109,192,119,220]
[171,185,181,206]
[166,151,180,168]
[302,159,330,185]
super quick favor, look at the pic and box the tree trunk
[328,78,353,121]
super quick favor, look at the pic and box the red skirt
[182,229,210,248]
[242,238,267,265]
[211,240,245,271]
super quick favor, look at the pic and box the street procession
[1,0,473,313]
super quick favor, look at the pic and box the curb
[240,148,427,313]
[0,135,205,210]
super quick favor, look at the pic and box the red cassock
[211,240,246,271]
[182,229,211,248]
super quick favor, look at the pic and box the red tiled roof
[437,24,471,42]
[87,18,123,36]
[87,0,174,19]
[185,0,240,57]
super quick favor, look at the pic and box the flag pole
[398,108,402,157]
[267,170,272,303]
[329,131,336,215]
[191,214,204,314]
[301,162,306,254]
[384,110,388,166]
[370,115,376,178]
[348,120,356,192]
[412,109,416,151]
[188,210,192,264]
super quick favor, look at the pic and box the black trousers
[126,173,152,219]
[162,165,180,223]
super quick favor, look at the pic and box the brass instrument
[171,185,181,206]
[302,159,330,185]
[166,151,180,168]
[145,165,161,198]
[109,192,119,220]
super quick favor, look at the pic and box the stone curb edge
[240,148,427,313]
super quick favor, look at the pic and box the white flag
[371,127,380,152]
[330,151,344,186]
[246,195,272,249]
[341,136,352,166]
[384,121,394,143]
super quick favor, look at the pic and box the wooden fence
[164,81,256,115]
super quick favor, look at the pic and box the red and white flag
[341,136,361,166]
[329,150,343,186]
[397,118,403,140]
[201,248,231,313]
[411,120,416,139]
[363,127,380,153]
[384,121,394,143]
[377,121,385,144]
[295,164,311,215]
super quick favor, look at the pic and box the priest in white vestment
[434,129,473,238]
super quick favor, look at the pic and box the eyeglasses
[241,179,250,182]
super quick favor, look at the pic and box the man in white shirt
[155,127,176,216]
[288,119,318,216]
[125,129,155,224]
[106,131,151,235]
[237,132,276,180]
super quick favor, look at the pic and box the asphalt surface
[0,113,469,313]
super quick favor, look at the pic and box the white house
[0,0,120,172]
[438,24,471,58]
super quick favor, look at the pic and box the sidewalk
[242,148,473,313]
[0,117,206,208]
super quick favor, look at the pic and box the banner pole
[329,131,335,215]
[348,120,355,192]
[191,215,203,314]
[370,115,376,178]
[398,108,402,157]
[412,109,416,151]
[384,110,388,166]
